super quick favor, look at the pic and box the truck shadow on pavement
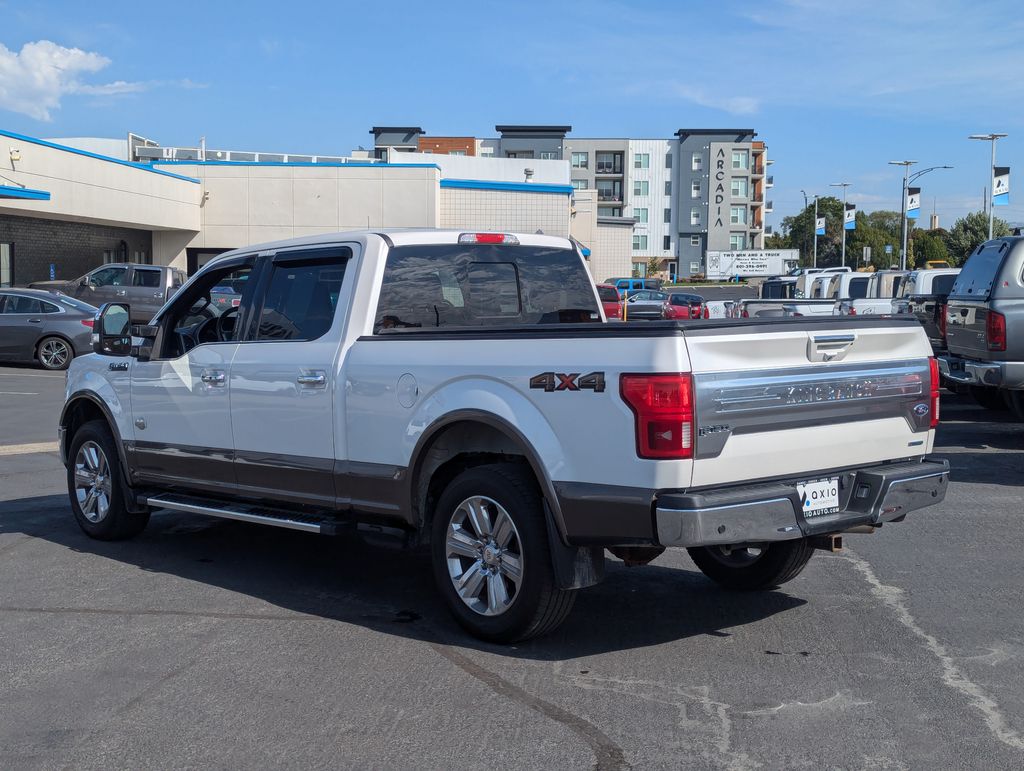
[1,494,805,660]
[931,394,1024,486]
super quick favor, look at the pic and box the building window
[480,146,495,156]
[663,208,671,223]
[732,150,749,170]
[571,179,589,190]
[665,153,672,169]
[597,179,622,201]
[633,180,649,196]
[690,235,700,247]
[663,235,671,251]
[690,261,701,273]
[691,179,701,199]
[596,152,622,174]
[598,206,622,217]
[634,153,650,169]
[730,206,747,225]
[633,207,648,223]
[449,150,467,156]
[690,208,701,226]
[665,181,672,196]
[571,152,588,168]
[692,152,703,171]
[539,151,557,160]
[731,178,748,198]
[632,235,648,251]
[730,233,746,251]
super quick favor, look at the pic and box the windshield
[950,240,1011,300]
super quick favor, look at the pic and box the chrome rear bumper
[655,459,949,548]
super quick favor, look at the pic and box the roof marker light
[458,233,520,245]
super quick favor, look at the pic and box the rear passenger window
[374,244,600,332]
[255,251,349,341]
[2,296,44,314]
[132,269,161,287]
[848,277,869,300]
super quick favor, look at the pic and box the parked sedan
[623,290,669,320]
[663,292,706,320]
[0,289,97,370]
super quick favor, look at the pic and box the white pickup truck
[59,229,949,642]
[835,271,909,317]
[784,272,874,318]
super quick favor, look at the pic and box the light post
[830,182,851,267]
[812,194,820,268]
[968,133,1008,239]
[889,161,952,270]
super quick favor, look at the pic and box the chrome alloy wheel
[445,495,524,617]
[40,338,70,369]
[74,441,112,523]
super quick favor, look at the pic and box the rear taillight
[458,232,519,245]
[986,311,1007,351]
[848,305,857,316]
[938,303,947,339]
[620,374,694,459]
[702,304,709,319]
[929,357,940,429]
[80,319,94,328]
[742,308,750,318]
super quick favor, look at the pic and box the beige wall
[592,221,635,282]
[439,187,570,237]
[0,136,200,232]
[151,163,441,267]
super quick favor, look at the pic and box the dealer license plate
[797,477,840,517]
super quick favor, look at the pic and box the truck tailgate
[683,321,934,488]
[945,300,991,358]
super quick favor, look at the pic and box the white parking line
[0,442,60,456]
[0,372,65,379]
[0,391,39,396]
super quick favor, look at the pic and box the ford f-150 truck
[60,229,949,642]
[942,237,1024,417]
[31,263,187,323]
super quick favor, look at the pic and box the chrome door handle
[201,370,226,386]
[296,372,327,388]
[28,318,41,323]
[152,292,163,298]
[115,289,127,296]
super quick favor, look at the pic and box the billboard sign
[706,249,800,278]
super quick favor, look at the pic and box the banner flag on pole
[815,216,826,236]
[844,203,856,230]
[993,167,1010,206]
[906,187,921,219]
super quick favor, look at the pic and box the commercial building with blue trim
[0,129,627,286]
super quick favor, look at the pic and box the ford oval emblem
[913,403,930,417]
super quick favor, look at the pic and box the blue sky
[2,0,1024,229]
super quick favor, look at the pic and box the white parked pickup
[835,270,909,316]
[59,229,949,642]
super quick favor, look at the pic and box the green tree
[943,211,1012,265]
[845,210,904,270]
[779,196,844,267]
[764,231,788,249]
[911,229,950,267]
[646,255,661,276]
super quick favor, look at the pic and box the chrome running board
[145,494,323,533]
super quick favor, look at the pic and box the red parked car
[662,292,705,320]
[596,284,623,321]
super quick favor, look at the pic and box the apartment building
[401,125,772,279]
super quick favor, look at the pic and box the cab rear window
[950,241,1011,299]
[374,244,600,332]
[597,286,619,303]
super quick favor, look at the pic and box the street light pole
[969,133,1008,240]
[830,182,851,268]
[888,161,915,270]
[813,195,819,268]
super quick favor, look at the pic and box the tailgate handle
[808,333,855,363]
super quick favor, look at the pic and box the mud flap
[544,502,605,589]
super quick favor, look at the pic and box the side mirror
[93,303,133,356]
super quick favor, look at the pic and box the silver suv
[30,263,186,322]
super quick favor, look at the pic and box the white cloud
[0,40,146,121]
[671,84,760,116]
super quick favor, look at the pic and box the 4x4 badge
[529,371,606,393]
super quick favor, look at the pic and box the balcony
[751,162,765,177]
[751,141,766,153]
[765,200,774,213]
[595,153,624,175]
[766,175,774,188]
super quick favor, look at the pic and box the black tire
[971,386,1008,411]
[430,463,575,643]
[37,336,73,370]
[67,420,150,540]
[687,539,815,590]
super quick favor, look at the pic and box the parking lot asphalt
[1,364,1023,769]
